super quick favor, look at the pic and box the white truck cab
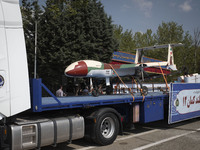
[0,0,30,118]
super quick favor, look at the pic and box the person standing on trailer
[56,86,66,97]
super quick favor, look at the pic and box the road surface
[41,118,200,150]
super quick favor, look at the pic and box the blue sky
[100,0,200,35]
[20,0,200,35]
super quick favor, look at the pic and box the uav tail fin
[135,50,143,64]
[167,44,177,70]
[134,43,183,70]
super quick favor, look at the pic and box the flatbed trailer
[31,79,168,113]
[31,78,169,125]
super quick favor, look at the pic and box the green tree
[32,0,118,88]
[155,21,184,44]
[21,0,42,78]
[193,28,200,73]
[113,25,135,52]
[120,30,135,52]
[113,25,123,46]
[133,29,156,48]
[153,21,193,74]
[178,31,193,74]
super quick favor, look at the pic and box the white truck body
[0,0,30,117]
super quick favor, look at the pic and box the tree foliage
[113,21,200,77]
[113,25,135,52]
[21,1,199,87]
[193,28,200,73]
[21,0,118,88]
[21,0,43,77]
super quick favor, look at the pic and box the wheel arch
[85,107,123,145]
[94,107,123,133]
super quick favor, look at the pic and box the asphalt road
[41,118,200,150]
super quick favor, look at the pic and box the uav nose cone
[65,61,88,77]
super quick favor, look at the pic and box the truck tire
[93,112,119,145]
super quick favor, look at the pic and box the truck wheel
[94,112,119,145]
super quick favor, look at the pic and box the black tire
[93,112,119,145]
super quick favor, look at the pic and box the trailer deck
[31,79,168,112]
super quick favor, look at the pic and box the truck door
[0,0,31,117]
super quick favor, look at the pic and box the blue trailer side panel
[140,95,165,123]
